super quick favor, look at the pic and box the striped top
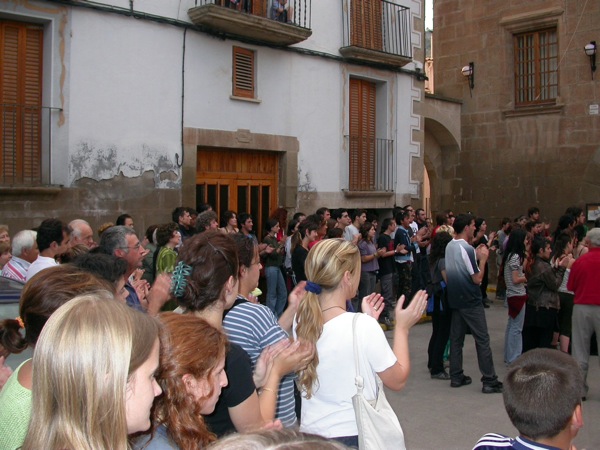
[473,433,562,450]
[1,256,29,282]
[504,254,526,297]
[223,297,297,427]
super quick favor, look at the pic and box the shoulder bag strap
[353,313,364,395]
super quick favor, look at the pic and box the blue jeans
[332,435,358,448]
[504,299,525,364]
[266,266,287,318]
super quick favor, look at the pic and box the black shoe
[450,375,472,388]
[482,381,503,394]
[431,371,450,380]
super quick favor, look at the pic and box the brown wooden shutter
[251,0,268,18]
[0,21,43,185]
[350,0,383,51]
[232,46,255,99]
[349,78,376,191]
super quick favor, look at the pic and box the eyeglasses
[119,242,142,251]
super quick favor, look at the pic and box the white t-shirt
[25,256,58,281]
[295,312,397,438]
[344,224,359,242]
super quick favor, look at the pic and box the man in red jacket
[568,227,600,400]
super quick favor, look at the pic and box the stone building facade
[430,0,600,224]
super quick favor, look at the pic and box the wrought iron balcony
[343,136,396,192]
[340,0,412,67]
[188,0,312,46]
[1,104,59,186]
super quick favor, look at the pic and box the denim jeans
[266,266,287,318]
[504,299,525,364]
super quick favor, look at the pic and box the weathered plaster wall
[67,8,183,188]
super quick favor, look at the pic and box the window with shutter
[232,46,255,99]
[349,78,376,191]
[0,21,43,185]
[514,28,558,107]
[350,0,383,52]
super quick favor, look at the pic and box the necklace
[321,305,346,313]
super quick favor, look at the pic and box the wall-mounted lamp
[584,41,597,80]
[461,62,474,96]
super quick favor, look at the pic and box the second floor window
[513,28,558,107]
[0,20,43,185]
[232,46,255,99]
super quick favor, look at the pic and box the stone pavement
[385,299,600,450]
[5,299,599,449]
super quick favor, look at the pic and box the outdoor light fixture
[461,62,474,96]
[584,41,597,80]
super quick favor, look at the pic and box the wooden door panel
[196,148,278,238]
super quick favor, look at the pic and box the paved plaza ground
[390,299,600,450]
[5,297,600,449]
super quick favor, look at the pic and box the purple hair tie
[305,281,322,295]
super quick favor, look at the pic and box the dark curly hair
[156,222,180,247]
[175,231,238,312]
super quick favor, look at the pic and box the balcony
[1,104,58,186]
[188,0,312,46]
[340,0,412,67]
[342,136,396,193]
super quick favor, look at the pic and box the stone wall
[433,0,600,225]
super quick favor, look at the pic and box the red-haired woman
[134,313,228,449]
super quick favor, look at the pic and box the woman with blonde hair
[294,238,427,447]
[0,265,114,450]
[135,313,229,449]
[22,293,161,450]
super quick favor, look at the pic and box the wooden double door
[196,148,278,240]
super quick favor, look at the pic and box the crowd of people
[0,201,597,449]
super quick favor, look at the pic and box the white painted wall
[1,0,424,198]
[67,9,184,187]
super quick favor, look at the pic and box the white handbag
[352,314,406,450]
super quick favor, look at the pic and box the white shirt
[344,224,359,242]
[26,255,58,281]
[294,313,397,438]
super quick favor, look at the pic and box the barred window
[514,28,558,106]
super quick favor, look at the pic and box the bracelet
[260,387,276,396]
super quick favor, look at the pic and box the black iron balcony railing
[194,0,311,30]
[343,136,396,192]
[341,0,412,60]
[1,104,60,186]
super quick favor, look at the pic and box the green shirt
[0,360,32,450]
[156,246,177,274]
[263,235,283,267]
